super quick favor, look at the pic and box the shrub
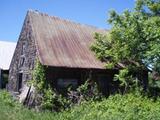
[29,60,69,111]
[68,80,102,105]
[60,93,160,120]
[1,90,160,120]
[0,90,17,107]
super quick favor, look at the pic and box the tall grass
[1,90,160,120]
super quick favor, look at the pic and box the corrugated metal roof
[0,41,16,70]
[28,10,107,69]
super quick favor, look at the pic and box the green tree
[91,0,160,90]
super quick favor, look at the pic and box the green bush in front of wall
[30,60,102,111]
[68,80,102,105]
[30,60,69,111]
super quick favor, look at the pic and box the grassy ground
[1,90,160,120]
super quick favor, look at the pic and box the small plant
[31,60,46,92]
[68,80,102,105]
[0,90,17,107]
[113,68,142,94]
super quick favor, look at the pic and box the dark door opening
[18,73,23,92]
[98,75,110,96]
[1,70,9,89]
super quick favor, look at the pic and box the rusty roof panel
[28,10,107,69]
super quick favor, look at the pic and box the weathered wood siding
[45,67,117,96]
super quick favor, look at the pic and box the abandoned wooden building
[8,10,148,102]
[0,41,16,89]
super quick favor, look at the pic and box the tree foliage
[91,0,160,85]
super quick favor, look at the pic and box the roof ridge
[27,9,107,31]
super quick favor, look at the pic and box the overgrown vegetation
[30,60,101,111]
[29,60,69,111]
[68,79,102,105]
[1,90,160,120]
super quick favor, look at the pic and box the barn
[0,41,16,89]
[8,10,148,102]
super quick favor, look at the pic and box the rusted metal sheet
[28,10,107,69]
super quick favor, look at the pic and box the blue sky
[0,0,135,42]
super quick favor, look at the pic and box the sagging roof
[28,10,107,69]
[0,41,16,70]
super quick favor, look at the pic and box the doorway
[17,73,23,92]
[98,75,111,96]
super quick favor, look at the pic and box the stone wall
[8,12,37,92]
